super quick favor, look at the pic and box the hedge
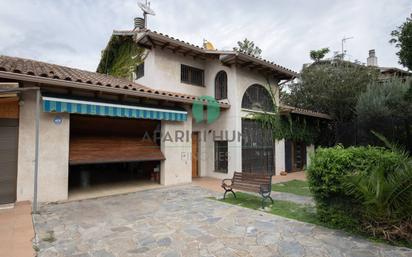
[307,145,405,229]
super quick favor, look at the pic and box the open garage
[68,115,164,200]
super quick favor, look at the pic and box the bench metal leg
[261,197,266,209]
[261,195,273,209]
[223,189,236,200]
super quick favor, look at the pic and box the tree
[390,13,412,70]
[309,48,330,62]
[283,61,379,123]
[281,60,379,145]
[356,78,412,151]
[233,38,262,57]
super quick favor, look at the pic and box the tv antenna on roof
[341,36,354,60]
[138,0,155,28]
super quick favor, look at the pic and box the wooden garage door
[0,119,18,204]
[69,115,164,165]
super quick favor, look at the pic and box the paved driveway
[34,185,412,257]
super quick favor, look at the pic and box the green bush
[343,139,412,244]
[307,145,406,231]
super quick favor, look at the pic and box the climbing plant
[252,82,322,145]
[255,112,320,144]
[96,35,145,79]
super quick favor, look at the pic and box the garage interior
[68,115,164,200]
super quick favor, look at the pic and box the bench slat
[234,173,271,179]
[232,185,260,193]
[229,172,272,194]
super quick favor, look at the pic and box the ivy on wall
[96,35,145,79]
[250,82,323,145]
[254,112,320,145]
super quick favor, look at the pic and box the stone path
[33,185,412,257]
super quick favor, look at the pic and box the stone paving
[33,185,412,257]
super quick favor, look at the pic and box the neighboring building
[0,22,329,204]
[366,49,411,78]
[305,49,411,78]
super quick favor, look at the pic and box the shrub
[343,137,412,243]
[307,145,407,232]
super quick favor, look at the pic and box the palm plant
[344,132,412,242]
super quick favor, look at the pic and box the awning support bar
[33,89,40,213]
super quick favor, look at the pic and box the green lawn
[216,192,319,224]
[271,179,311,196]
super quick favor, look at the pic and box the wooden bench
[221,172,274,208]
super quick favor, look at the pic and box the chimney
[367,49,378,66]
[134,17,145,30]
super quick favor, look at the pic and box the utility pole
[341,36,354,59]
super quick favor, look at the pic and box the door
[0,119,18,204]
[241,119,275,174]
[285,141,306,172]
[293,141,307,171]
[191,132,199,177]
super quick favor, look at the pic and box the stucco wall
[199,66,280,180]
[17,90,70,203]
[137,48,208,96]
[137,47,282,179]
[275,139,285,174]
[160,109,193,185]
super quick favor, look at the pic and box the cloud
[0,0,410,72]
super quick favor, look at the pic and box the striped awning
[42,96,187,121]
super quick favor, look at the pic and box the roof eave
[279,105,331,120]
[0,71,230,109]
[219,53,296,80]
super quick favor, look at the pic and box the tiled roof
[379,66,411,76]
[119,29,297,79]
[279,104,331,120]
[0,55,151,90]
[0,55,230,107]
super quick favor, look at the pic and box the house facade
[0,26,327,204]
[110,28,326,180]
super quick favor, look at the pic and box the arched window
[241,84,274,112]
[215,71,227,100]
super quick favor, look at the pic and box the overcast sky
[0,0,410,72]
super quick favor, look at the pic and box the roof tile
[0,55,230,107]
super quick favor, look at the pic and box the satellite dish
[138,1,155,16]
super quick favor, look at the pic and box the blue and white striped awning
[42,96,187,121]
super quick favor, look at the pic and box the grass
[271,179,312,196]
[214,192,412,249]
[215,192,319,224]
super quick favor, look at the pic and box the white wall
[160,109,193,185]
[138,47,282,179]
[17,90,70,203]
[275,139,285,174]
[137,47,208,96]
